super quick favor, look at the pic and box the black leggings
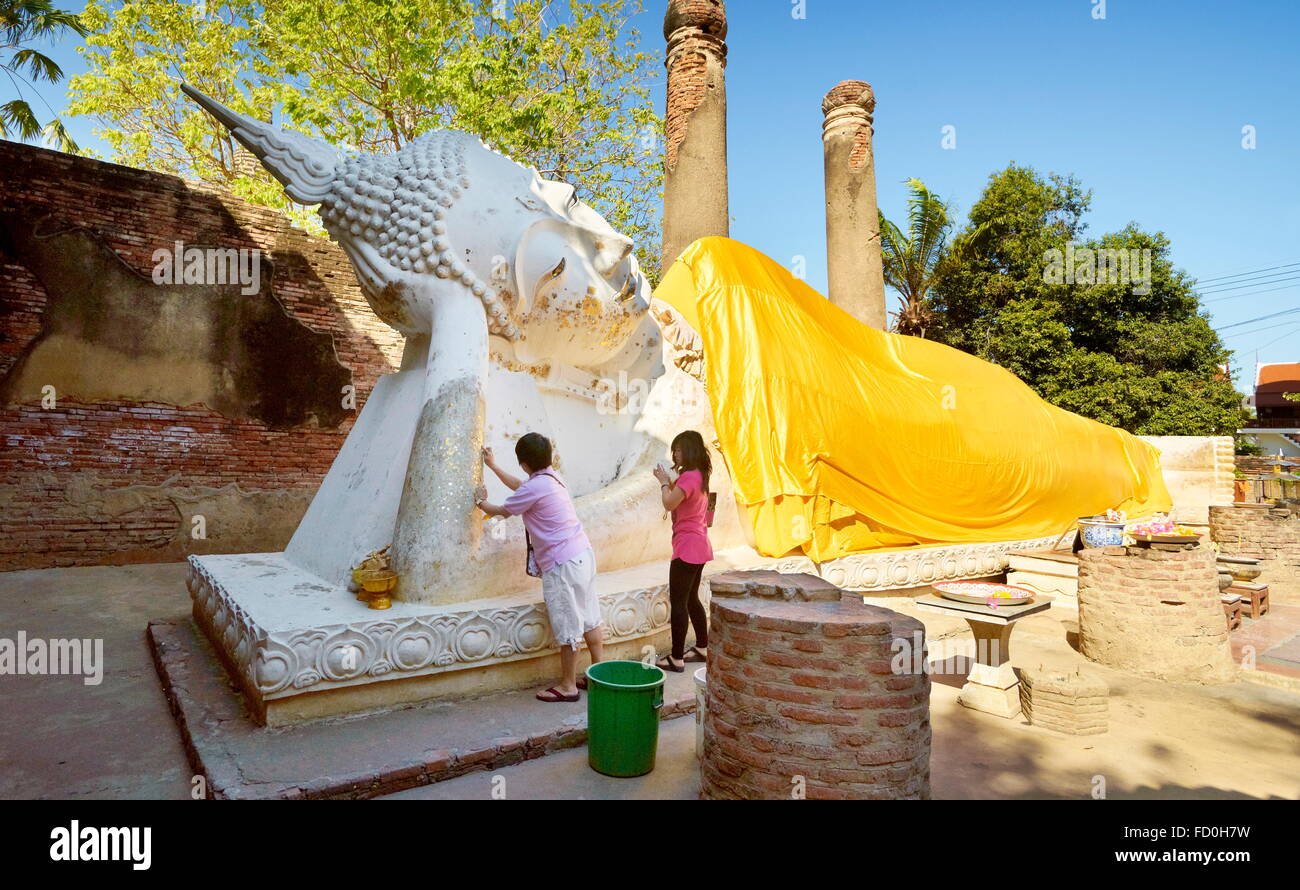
[669,558,708,660]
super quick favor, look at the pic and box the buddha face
[508,171,652,368]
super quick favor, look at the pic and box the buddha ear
[513,215,633,317]
[513,218,572,318]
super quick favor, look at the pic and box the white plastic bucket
[693,667,707,759]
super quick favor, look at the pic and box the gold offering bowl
[359,569,398,610]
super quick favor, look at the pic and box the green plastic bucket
[585,660,666,777]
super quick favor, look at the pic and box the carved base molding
[727,534,1074,592]
[187,552,678,723]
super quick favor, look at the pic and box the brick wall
[1,141,403,570]
[1076,545,1234,683]
[1236,455,1284,475]
[701,571,931,800]
[1209,504,1300,569]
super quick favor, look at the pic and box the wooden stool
[1221,595,1243,631]
[1229,584,1269,619]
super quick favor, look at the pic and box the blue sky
[16,0,1300,382]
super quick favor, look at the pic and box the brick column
[822,80,886,328]
[661,0,728,276]
[1076,545,1235,683]
[1209,503,1300,569]
[1019,667,1109,735]
[701,571,930,800]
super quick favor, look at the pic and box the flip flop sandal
[682,647,707,663]
[536,687,580,703]
[656,656,685,673]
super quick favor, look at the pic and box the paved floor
[1229,590,1300,689]
[383,715,701,800]
[148,614,701,799]
[0,563,194,799]
[2,560,1299,800]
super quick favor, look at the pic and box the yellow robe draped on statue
[653,237,1172,562]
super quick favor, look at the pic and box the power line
[1224,318,1300,343]
[1204,282,1300,304]
[1199,274,1300,297]
[1194,260,1300,285]
[1253,322,1300,352]
[1223,323,1290,341]
[1223,318,1296,339]
[1197,272,1300,295]
[1216,305,1300,331]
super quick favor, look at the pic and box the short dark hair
[515,432,553,471]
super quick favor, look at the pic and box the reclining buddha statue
[186,84,1171,602]
[182,87,1171,725]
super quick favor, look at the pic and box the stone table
[914,592,1051,719]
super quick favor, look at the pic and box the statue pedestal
[188,535,1071,726]
[188,553,682,727]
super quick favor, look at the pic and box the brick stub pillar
[1209,503,1300,569]
[701,570,931,800]
[1076,545,1235,683]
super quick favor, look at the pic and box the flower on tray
[1129,519,1199,538]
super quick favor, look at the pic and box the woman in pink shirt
[653,430,714,672]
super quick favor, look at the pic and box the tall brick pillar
[701,571,931,800]
[662,0,728,276]
[821,80,886,328]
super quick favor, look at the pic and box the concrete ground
[383,715,702,800]
[2,560,1298,800]
[0,562,193,799]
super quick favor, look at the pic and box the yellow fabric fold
[653,236,1172,562]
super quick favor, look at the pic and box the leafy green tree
[68,0,662,270]
[1,0,87,152]
[928,164,1245,436]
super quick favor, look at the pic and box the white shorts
[541,547,602,648]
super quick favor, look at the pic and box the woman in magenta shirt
[653,430,714,672]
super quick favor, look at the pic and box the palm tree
[878,178,952,338]
[1,0,88,153]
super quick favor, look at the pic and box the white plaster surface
[1139,435,1235,524]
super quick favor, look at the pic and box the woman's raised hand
[481,446,495,466]
[652,464,670,485]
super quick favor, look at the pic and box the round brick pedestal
[1209,504,1300,569]
[1076,545,1234,683]
[701,571,930,800]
